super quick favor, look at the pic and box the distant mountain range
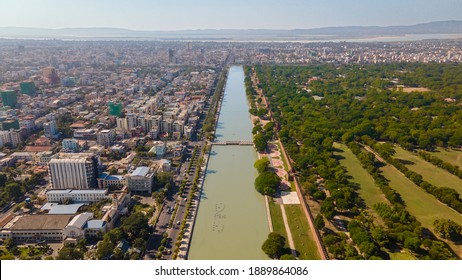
[0,20,461,40]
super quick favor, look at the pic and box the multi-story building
[20,81,36,96]
[62,138,80,152]
[0,130,22,147]
[116,117,128,131]
[126,166,154,193]
[48,153,99,189]
[36,151,57,166]
[42,67,60,85]
[108,101,123,117]
[96,130,114,147]
[43,120,57,139]
[19,117,36,131]
[0,90,18,108]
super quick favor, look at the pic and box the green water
[188,66,269,259]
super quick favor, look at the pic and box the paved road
[144,142,204,260]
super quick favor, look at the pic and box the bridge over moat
[212,140,253,146]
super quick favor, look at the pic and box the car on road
[176,221,180,225]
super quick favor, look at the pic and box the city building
[150,141,166,159]
[63,212,93,240]
[20,82,36,96]
[62,138,80,152]
[1,119,20,131]
[97,173,125,189]
[126,166,154,193]
[109,101,123,117]
[0,90,17,108]
[42,67,60,85]
[116,117,128,131]
[61,77,77,87]
[0,130,22,147]
[0,214,74,243]
[46,189,108,203]
[43,119,57,139]
[96,129,114,147]
[48,153,99,189]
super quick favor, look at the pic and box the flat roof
[41,203,85,214]
[86,220,106,229]
[10,215,74,230]
[47,189,107,194]
[130,166,150,177]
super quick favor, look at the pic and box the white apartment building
[48,153,98,189]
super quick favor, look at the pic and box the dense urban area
[0,38,462,260]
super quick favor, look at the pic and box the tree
[320,198,336,220]
[280,254,296,260]
[254,158,270,174]
[262,233,286,259]
[96,237,114,260]
[433,219,462,241]
[428,241,454,260]
[3,237,14,250]
[254,172,280,197]
[314,215,325,230]
[120,212,150,240]
[253,134,268,152]
[57,244,84,260]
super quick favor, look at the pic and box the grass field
[268,199,288,240]
[428,147,462,169]
[284,204,321,260]
[388,251,416,260]
[394,146,462,195]
[333,143,389,208]
[379,164,462,257]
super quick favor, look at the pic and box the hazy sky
[0,0,461,30]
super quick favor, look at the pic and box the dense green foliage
[254,172,280,197]
[251,63,462,260]
[58,242,86,260]
[433,219,462,241]
[254,157,271,173]
[261,232,286,259]
[0,172,45,208]
[96,202,151,260]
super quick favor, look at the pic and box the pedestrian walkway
[280,204,297,257]
[264,196,273,232]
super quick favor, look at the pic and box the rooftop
[130,166,150,177]
[47,189,108,195]
[86,219,106,229]
[10,214,74,230]
[67,212,93,229]
[41,203,85,214]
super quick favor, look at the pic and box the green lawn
[428,147,462,169]
[268,199,287,241]
[394,146,462,195]
[333,143,389,209]
[284,204,321,260]
[380,164,462,257]
[388,251,416,260]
